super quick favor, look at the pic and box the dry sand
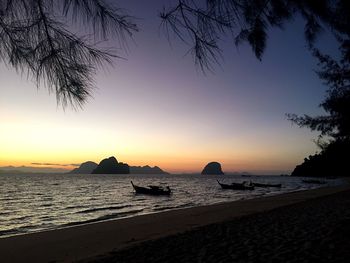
[0,183,349,263]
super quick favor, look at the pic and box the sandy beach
[1,183,349,263]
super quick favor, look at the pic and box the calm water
[0,173,343,238]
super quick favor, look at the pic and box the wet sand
[0,183,349,263]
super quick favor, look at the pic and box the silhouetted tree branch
[1,1,349,107]
[0,0,137,108]
[287,40,350,143]
[159,0,350,154]
[160,0,347,71]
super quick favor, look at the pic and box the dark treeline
[292,140,349,177]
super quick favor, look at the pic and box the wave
[0,229,18,237]
[64,209,144,227]
[76,204,133,214]
[41,203,53,207]
[152,206,177,211]
[152,202,196,212]
[0,198,15,202]
[10,215,32,221]
[176,202,195,208]
[65,205,87,210]
[0,224,35,237]
[0,211,12,216]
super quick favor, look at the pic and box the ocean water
[0,173,343,238]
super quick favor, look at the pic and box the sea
[0,173,344,238]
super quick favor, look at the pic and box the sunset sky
[0,1,339,174]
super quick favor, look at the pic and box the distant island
[69,161,98,174]
[92,156,130,174]
[0,169,32,174]
[0,165,69,174]
[130,165,168,174]
[68,156,168,175]
[201,162,224,175]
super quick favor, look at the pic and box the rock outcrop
[130,165,168,174]
[201,162,224,175]
[68,161,98,174]
[92,156,130,174]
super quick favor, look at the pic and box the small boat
[217,180,254,190]
[131,181,171,196]
[302,179,326,184]
[250,182,282,188]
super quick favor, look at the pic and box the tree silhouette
[283,0,350,143]
[160,0,349,70]
[0,0,137,108]
[288,42,350,143]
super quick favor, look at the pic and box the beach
[0,183,349,262]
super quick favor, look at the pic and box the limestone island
[68,157,169,175]
[69,161,98,174]
[201,162,224,175]
[92,156,130,174]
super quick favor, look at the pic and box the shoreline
[0,183,349,262]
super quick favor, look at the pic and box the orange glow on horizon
[1,150,298,174]
[0,101,316,175]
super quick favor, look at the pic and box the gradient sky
[0,1,339,174]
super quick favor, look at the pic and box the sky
[0,1,339,174]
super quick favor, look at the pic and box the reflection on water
[0,173,343,238]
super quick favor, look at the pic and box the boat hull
[217,180,254,190]
[131,181,171,196]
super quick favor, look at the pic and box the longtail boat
[131,181,171,196]
[217,180,254,190]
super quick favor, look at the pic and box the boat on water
[302,179,326,184]
[249,182,282,188]
[217,180,255,190]
[131,181,172,196]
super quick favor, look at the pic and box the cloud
[31,163,80,167]
[0,166,69,173]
